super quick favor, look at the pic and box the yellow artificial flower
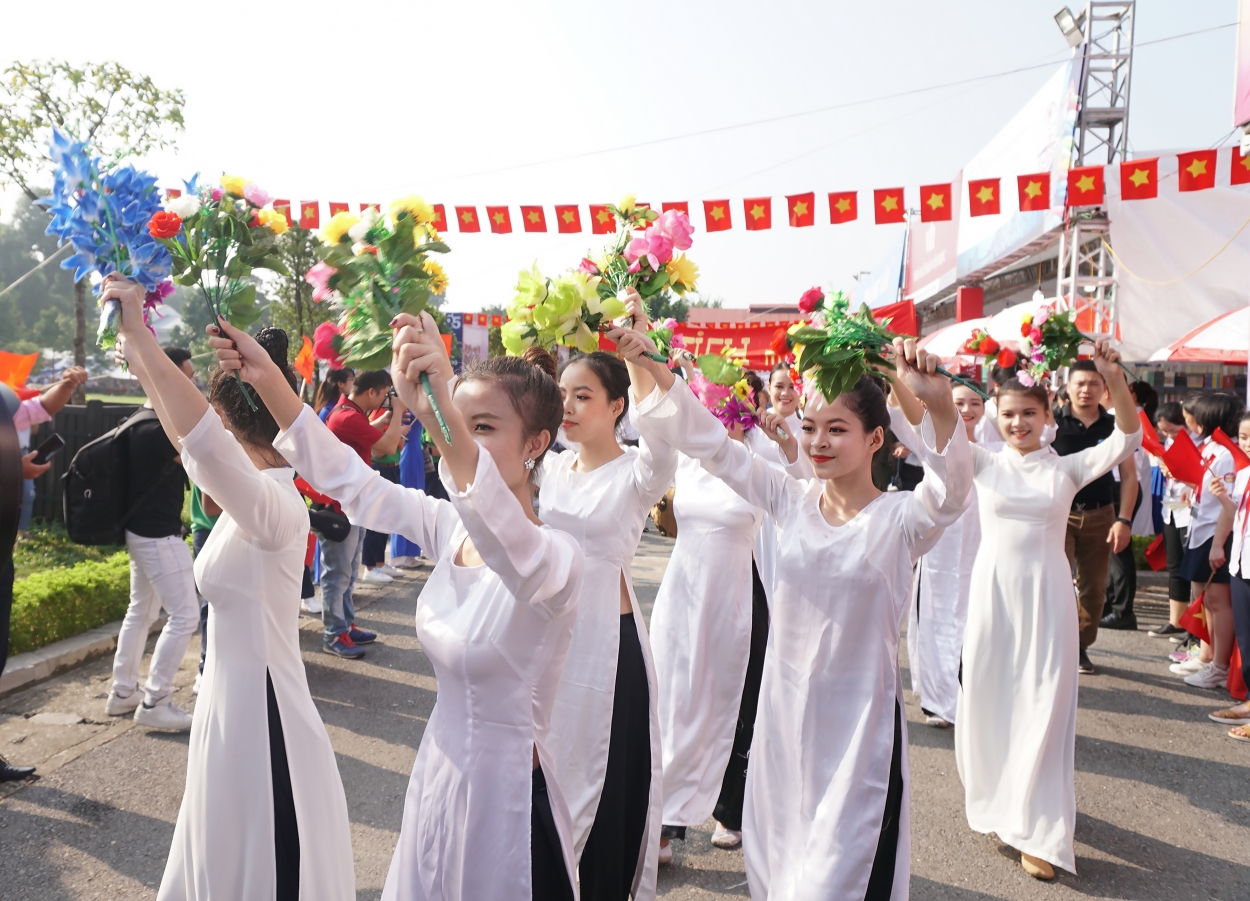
[423,259,449,295]
[501,320,537,356]
[389,194,435,226]
[618,193,636,215]
[733,379,751,402]
[256,208,289,236]
[420,223,441,244]
[320,211,361,245]
[220,174,251,197]
[665,254,699,292]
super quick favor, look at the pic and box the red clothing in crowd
[326,397,381,465]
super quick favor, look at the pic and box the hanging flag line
[166,147,1250,235]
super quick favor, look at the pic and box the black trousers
[532,766,576,901]
[1231,577,1250,694]
[580,614,653,901]
[0,557,13,682]
[267,672,300,901]
[1164,519,1190,603]
[362,464,400,567]
[864,700,904,901]
[1104,487,1143,622]
[713,561,770,832]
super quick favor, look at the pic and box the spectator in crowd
[15,366,89,534]
[361,400,405,583]
[315,367,355,423]
[105,347,202,731]
[1053,359,1138,675]
[1102,381,1158,631]
[189,484,221,695]
[321,370,408,657]
[1,382,53,781]
[1149,402,1194,640]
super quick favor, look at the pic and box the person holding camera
[320,370,408,658]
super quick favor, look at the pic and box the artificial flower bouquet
[691,349,761,432]
[40,129,173,348]
[1015,305,1083,386]
[959,327,1018,369]
[578,195,699,302]
[502,265,625,356]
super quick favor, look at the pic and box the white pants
[113,531,200,706]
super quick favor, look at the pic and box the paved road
[1,531,1247,899]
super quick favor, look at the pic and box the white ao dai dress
[955,425,1140,874]
[159,409,355,901]
[274,406,584,901]
[638,379,972,900]
[538,431,677,899]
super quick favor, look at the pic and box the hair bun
[255,327,290,370]
[521,345,558,381]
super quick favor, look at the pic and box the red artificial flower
[797,287,824,314]
[789,368,803,391]
[770,327,790,359]
[148,211,183,239]
[1020,321,1031,337]
[313,321,346,369]
[359,244,379,255]
[996,348,1017,368]
[980,336,999,355]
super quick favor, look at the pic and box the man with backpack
[104,347,201,731]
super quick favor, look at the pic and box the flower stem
[420,372,452,445]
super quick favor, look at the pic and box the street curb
[0,616,168,698]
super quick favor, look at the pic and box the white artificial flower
[347,221,370,242]
[164,194,202,219]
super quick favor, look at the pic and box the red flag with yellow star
[273,199,294,227]
[787,193,815,227]
[455,206,481,233]
[662,201,690,216]
[1233,147,1250,185]
[873,188,905,224]
[1120,158,1158,200]
[1016,173,1050,211]
[430,204,448,232]
[486,206,512,234]
[166,188,181,199]
[828,192,857,223]
[704,200,732,232]
[554,205,581,233]
[590,204,616,234]
[520,206,547,233]
[360,203,379,214]
[919,183,952,222]
[1066,166,1104,206]
[1178,150,1217,191]
[328,202,350,217]
[967,179,1000,216]
[299,201,320,230]
[744,197,772,230]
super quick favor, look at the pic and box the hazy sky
[0,0,1240,312]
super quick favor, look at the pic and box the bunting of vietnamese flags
[967,178,1000,216]
[1067,165,1104,206]
[787,192,815,227]
[589,204,616,234]
[1233,148,1250,186]
[430,204,448,231]
[1178,149,1218,191]
[1211,427,1250,471]
[873,188,905,224]
[456,206,481,232]
[704,199,732,232]
[828,191,857,223]
[299,201,320,230]
[1120,158,1158,200]
[273,199,294,227]
[486,206,512,233]
[360,203,379,213]
[662,201,690,216]
[328,202,351,216]
[744,197,772,230]
[919,183,952,222]
[555,205,581,233]
[1017,173,1050,211]
[520,206,547,233]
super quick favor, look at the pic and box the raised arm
[901,414,974,558]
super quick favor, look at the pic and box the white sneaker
[925,714,952,728]
[1183,662,1230,689]
[1170,656,1207,675]
[105,689,141,717]
[711,823,742,849]
[658,842,672,865]
[380,564,404,577]
[192,672,202,695]
[301,596,323,614]
[389,555,418,569]
[362,568,393,584]
[134,699,193,732]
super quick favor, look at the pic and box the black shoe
[1078,650,1097,675]
[1148,623,1186,639]
[0,756,36,783]
[1100,612,1138,630]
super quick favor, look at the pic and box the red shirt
[326,397,382,464]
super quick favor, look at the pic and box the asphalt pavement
[1,530,1247,899]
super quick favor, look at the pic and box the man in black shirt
[1053,360,1138,675]
[106,347,201,731]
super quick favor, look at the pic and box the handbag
[650,487,677,539]
[308,503,352,543]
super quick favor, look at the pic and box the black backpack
[62,408,180,546]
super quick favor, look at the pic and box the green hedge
[8,552,131,656]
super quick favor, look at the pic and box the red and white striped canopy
[1148,306,1248,364]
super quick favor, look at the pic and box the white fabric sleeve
[179,408,307,553]
[1041,422,1058,447]
[630,387,681,506]
[635,378,798,522]
[1056,425,1143,490]
[745,422,815,480]
[274,404,458,559]
[441,446,583,617]
[902,414,974,559]
[888,405,925,457]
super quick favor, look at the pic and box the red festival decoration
[429,204,448,231]
[919,183,953,222]
[299,201,319,230]
[967,178,1000,216]
[1180,593,1211,643]
[520,205,547,232]
[272,199,294,227]
[873,188,905,224]
[589,204,616,234]
[486,206,512,234]
[1233,148,1250,186]
[662,201,690,216]
[744,197,772,230]
[1120,158,1158,200]
[787,192,815,227]
[828,191,857,223]
[1162,430,1208,487]
[1066,166,1105,206]
[455,205,481,232]
[1017,173,1050,211]
[704,199,732,232]
[328,202,351,216]
[555,205,582,233]
[1178,150,1218,191]
[1211,427,1250,471]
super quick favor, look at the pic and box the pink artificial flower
[1029,326,1043,343]
[577,257,600,276]
[1017,370,1036,387]
[143,280,175,309]
[671,333,686,349]
[798,287,824,313]
[653,209,694,251]
[662,317,678,331]
[305,261,337,302]
[627,259,642,273]
[625,229,675,271]
[313,321,346,369]
[1034,306,1050,326]
[243,184,272,207]
[210,188,224,202]
[689,372,732,410]
[1030,347,1046,363]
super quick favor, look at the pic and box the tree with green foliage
[0,61,184,398]
[0,195,79,366]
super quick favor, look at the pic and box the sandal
[1230,725,1250,743]
[1209,706,1250,726]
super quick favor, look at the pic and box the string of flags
[170,147,1250,235]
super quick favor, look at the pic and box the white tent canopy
[918,298,1046,360]
[1148,306,1248,364]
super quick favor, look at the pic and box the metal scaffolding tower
[1056,1,1135,337]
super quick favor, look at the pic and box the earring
[525,458,535,470]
